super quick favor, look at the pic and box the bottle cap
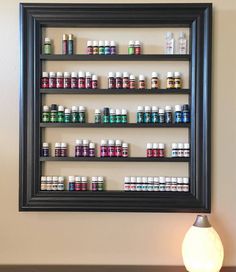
[104,40,110,46]
[179,32,186,38]
[61,142,67,148]
[92,75,97,80]
[46,176,52,182]
[165,176,171,183]
[75,139,82,145]
[148,177,154,183]
[57,72,63,77]
[109,108,115,114]
[142,176,148,183]
[175,105,182,112]
[79,106,85,111]
[89,142,95,148]
[41,176,47,182]
[152,143,158,149]
[81,176,88,182]
[178,143,184,148]
[42,72,49,78]
[103,107,109,115]
[69,34,73,40]
[174,72,181,77]
[183,177,189,184]
[92,176,98,182]
[123,72,129,77]
[93,40,98,46]
[134,40,141,45]
[144,106,151,112]
[71,72,77,78]
[58,105,64,112]
[58,176,64,183]
[159,176,165,183]
[137,106,144,111]
[184,143,190,149]
[129,40,134,45]
[154,177,159,183]
[116,72,122,77]
[65,108,71,114]
[51,104,58,111]
[158,143,165,149]
[78,71,85,77]
[72,106,78,112]
[87,40,92,46]
[115,139,122,145]
[165,105,172,111]
[115,109,121,115]
[110,41,116,46]
[172,143,177,149]
[182,104,189,111]
[98,40,104,46]
[75,176,81,182]
[147,143,152,149]
[43,105,50,112]
[171,177,177,183]
[42,142,49,148]
[45,37,51,43]
[130,176,136,183]
[52,176,58,182]
[68,176,75,182]
[152,106,158,112]
[108,72,115,78]
[95,109,101,114]
[83,139,89,145]
[122,142,128,148]
[124,176,130,183]
[86,72,91,77]
[177,177,183,184]
[151,72,158,78]
[63,34,68,40]
[167,72,174,78]
[49,72,56,77]
[108,139,115,145]
[165,32,173,38]
[121,109,127,114]
[129,74,135,80]
[98,176,104,182]
[139,74,145,80]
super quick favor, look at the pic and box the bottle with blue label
[158,108,165,123]
[151,106,158,123]
[144,106,151,123]
[137,106,144,123]
[182,104,190,123]
[165,105,173,124]
[175,105,182,123]
[68,176,75,191]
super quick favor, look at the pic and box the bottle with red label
[78,71,85,89]
[134,40,141,55]
[71,72,78,89]
[108,139,115,157]
[108,72,116,89]
[122,72,130,89]
[64,72,71,88]
[56,72,64,88]
[100,140,108,157]
[115,140,122,157]
[115,72,122,89]
[158,143,165,157]
[49,72,56,88]
[138,75,145,89]
[146,143,153,158]
[41,72,49,89]
[152,143,158,157]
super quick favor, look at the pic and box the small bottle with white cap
[151,72,159,89]
[130,177,137,191]
[108,72,115,89]
[58,176,65,191]
[115,72,122,89]
[94,109,101,124]
[68,176,75,191]
[134,40,141,55]
[171,177,177,192]
[123,72,130,89]
[75,139,83,157]
[115,140,122,157]
[136,176,142,191]
[115,109,121,123]
[166,72,174,89]
[128,40,135,55]
[75,176,81,191]
[92,75,98,89]
[165,32,175,54]
[137,106,144,123]
[151,106,158,123]
[60,143,68,157]
[78,71,85,89]
[183,143,190,157]
[41,142,50,157]
[104,40,110,55]
[158,143,165,158]
[153,177,159,191]
[147,177,154,191]
[177,143,184,157]
[165,177,171,191]
[81,176,88,191]
[87,40,93,55]
[129,75,136,89]
[82,139,89,157]
[97,176,104,191]
[138,75,145,89]
[43,37,52,55]
[93,41,99,55]
[122,142,129,157]
[121,109,128,123]
[40,176,47,191]
[182,177,189,192]
[174,105,182,123]
[42,105,50,123]
[64,108,71,123]
[144,106,151,123]
[171,143,178,157]
[92,176,98,191]
[99,40,105,55]
[71,106,78,123]
[142,176,148,191]
[55,143,61,157]
[89,142,96,157]
[110,41,116,55]
[41,72,49,89]
[174,72,182,89]
[159,176,166,191]
[177,177,183,192]
[146,143,153,158]
[158,108,165,124]
[56,72,64,88]
[85,72,92,89]
[124,176,131,191]
[79,106,86,123]
[152,143,158,158]
[165,105,173,124]
[109,108,116,123]
[71,72,78,89]
[46,176,53,191]
[108,139,115,157]
[49,72,56,88]
[178,32,187,54]
[52,176,58,191]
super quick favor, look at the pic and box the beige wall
[0,0,235,266]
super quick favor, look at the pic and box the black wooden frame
[19,3,212,212]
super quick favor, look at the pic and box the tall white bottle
[178,32,187,54]
[165,32,175,54]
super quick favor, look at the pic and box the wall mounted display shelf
[19,3,212,212]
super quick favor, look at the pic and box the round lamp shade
[182,215,224,272]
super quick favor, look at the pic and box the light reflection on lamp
[182,215,224,272]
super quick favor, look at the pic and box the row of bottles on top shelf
[42,104,190,124]
[40,175,189,192]
[41,140,190,158]
[41,71,184,89]
[43,32,188,55]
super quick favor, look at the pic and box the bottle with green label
[57,105,64,123]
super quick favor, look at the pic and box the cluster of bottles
[87,40,117,55]
[41,71,98,89]
[124,176,189,192]
[137,104,190,124]
[165,32,188,55]
[75,140,96,157]
[42,104,86,123]
[107,72,159,89]
[128,40,142,55]
[100,140,129,157]
[40,176,105,191]
[94,107,128,124]
[43,34,75,55]
[166,72,182,89]
[171,143,190,158]
[146,143,165,158]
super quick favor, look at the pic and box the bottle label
[41,182,47,190]
[85,78,92,89]
[82,182,88,191]
[128,47,134,55]
[41,78,49,89]
[159,113,165,124]
[183,112,190,123]
[175,112,182,123]
[100,146,107,157]
[78,78,85,89]
[144,112,151,123]
[147,149,153,158]
[99,47,105,55]
[166,78,174,88]
[79,112,86,123]
[50,112,57,123]
[158,149,165,158]
[58,183,64,191]
[172,150,178,157]
[152,112,158,123]
[110,46,116,55]
[184,149,190,157]
[60,148,67,157]
[64,78,71,88]
[151,78,159,89]
[108,78,116,89]
[130,80,136,89]
[165,112,173,124]
[89,149,95,157]
[152,149,158,158]
[134,46,141,55]
[123,78,130,89]
[64,114,71,123]
[138,80,145,89]
[122,148,128,157]
[174,78,182,89]
[137,112,144,123]
[44,44,51,55]
[116,78,122,89]
[87,46,93,55]
[42,112,50,123]
[178,149,184,157]
[75,182,81,191]
[92,182,97,191]
[116,115,122,123]
[75,146,83,157]
[92,80,98,89]
[69,182,75,191]
[121,115,127,123]
[71,77,78,89]
[49,78,56,88]
[93,47,99,55]
[95,114,101,123]
[108,146,115,157]
[82,147,89,157]
[56,78,63,88]
[71,112,78,123]
[105,47,111,55]
[115,146,122,157]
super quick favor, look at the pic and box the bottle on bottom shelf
[123,176,189,192]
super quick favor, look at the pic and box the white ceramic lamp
[182,215,224,272]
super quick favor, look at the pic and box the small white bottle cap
[43,105,50,112]
[78,71,85,77]
[129,40,134,45]
[52,176,58,182]
[152,106,158,112]
[130,176,136,183]
[93,40,98,46]
[159,176,165,183]
[178,143,184,149]
[172,143,178,149]
[101,139,107,145]
[134,40,141,45]
[61,142,67,148]
[83,139,89,145]
[121,109,127,115]
[99,40,104,46]
[136,176,142,183]
[179,32,186,38]
[41,176,47,182]
[147,143,153,149]
[42,72,49,77]
[144,106,151,111]
[64,72,71,77]
[184,143,190,149]
[68,176,75,182]
[92,75,97,80]
[71,72,78,78]
[165,32,173,38]
[72,106,78,112]
[158,143,165,149]
[45,37,51,43]
[183,177,189,184]
[79,106,85,111]
[108,139,115,145]
[123,72,129,77]
[58,105,64,111]
[65,108,71,114]
[92,176,98,182]
[108,72,115,78]
[171,177,177,183]
[165,176,171,183]
[167,72,174,78]
[89,142,95,148]
[137,106,144,111]
[58,176,64,182]
[151,72,158,78]
[115,109,121,115]
[76,139,82,145]
[129,74,135,80]
[57,72,63,77]
[109,108,115,114]
[165,105,172,111]
[55,143,61,147]
[124,176,131,183]
[116,72,122,77]
[110,41,116,46]
[152,143,158,149]
[87,40,92,46]
[86,72,91,77]
[49,72,56,77]
[122,142,128,148]
[175,105,182,112]
[95,109,101,114]
[159,108,164,114]
[115,139,122,145]
[42,142,49,148]
[47,176,52,182]
[174,72,181,77]
[98,176,104,182]
[154,177,159,183]
[81,176,88,182]
[104,40,110,46]
[142,176,148,183]
[177,177,183,184]
[148,177,154,183]
[139,75,145,80]
[75,176,81,182]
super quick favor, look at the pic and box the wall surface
[0,0,235,266]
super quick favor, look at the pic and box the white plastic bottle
[178,32,187,54]
[165,32,175,54]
